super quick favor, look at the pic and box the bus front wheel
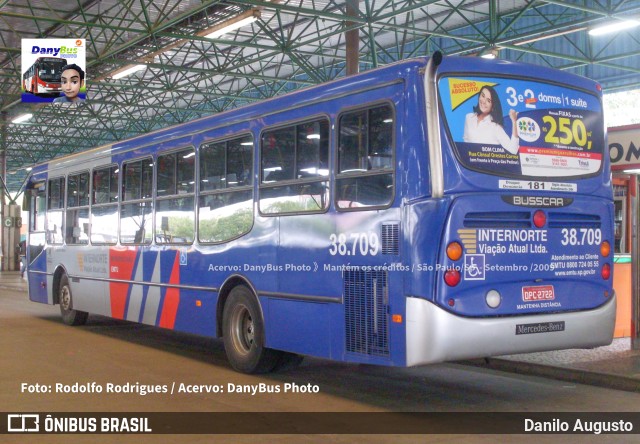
[222,285,280,373]
[59,274,88,326]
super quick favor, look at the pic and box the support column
[345,0,360,76]
[1,111,6,271]
[631,174,639,349]
[2,204,20,271]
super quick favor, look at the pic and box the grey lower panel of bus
[405,294,616,366]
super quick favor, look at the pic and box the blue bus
[24,53,615,373]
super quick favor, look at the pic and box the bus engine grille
[381,222,400,255]
[548,212,601,228]
[344,269,389,357]
[463,211,602,229]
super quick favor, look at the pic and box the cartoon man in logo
[52,63,85,105]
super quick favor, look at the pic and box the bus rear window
[438,75,604,179]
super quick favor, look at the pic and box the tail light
[444,269,461,286]
[601,263,611,280]
[533,210,546,228]
[446,242,463,261]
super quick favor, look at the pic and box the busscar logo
[502,195,572,208]
[7,414,40,432]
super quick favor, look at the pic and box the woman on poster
[463,85,519,154]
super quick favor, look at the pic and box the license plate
[522,285,554,301]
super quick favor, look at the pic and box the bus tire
[59,274,88,326]
[222,285,279,373]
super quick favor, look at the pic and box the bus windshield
[38,58,67,82]
[438,75,604,179]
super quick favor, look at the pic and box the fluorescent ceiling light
[202,9,260,39]
[111,64,147,80]
[589,20,640,36]
[623,169,640,174]
[481,48,498,59]
[95,10,260,82]
[12,113,33,124]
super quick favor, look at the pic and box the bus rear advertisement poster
[439,76,604,178]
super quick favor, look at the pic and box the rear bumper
[406,294,616,366]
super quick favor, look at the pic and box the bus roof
[28,57,428,174]
[29,54,601,176]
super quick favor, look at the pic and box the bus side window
[91,165,119,245]
[47,177,65,244]
[121,158,153,245]
[198,135,254,243]
[259,119,329,215]
[66,172,90,245]
[155,147,195,245]
[336,104,394,210]
[30,186,46,232]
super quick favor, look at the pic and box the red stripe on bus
[159,253,180,329]
[109,247,137,319]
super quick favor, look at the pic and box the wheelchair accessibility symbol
[464,254,485,281]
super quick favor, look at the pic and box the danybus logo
[31,46,79,56]
[7,414,40,432]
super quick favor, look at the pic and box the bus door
[26,183,48,303]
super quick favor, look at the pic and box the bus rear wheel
[222,285,280,373]
[59,274,88,326]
